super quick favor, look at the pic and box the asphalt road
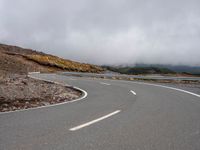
[62,71,200,81]
[1,73,200,150]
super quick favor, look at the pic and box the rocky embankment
[0,74,82,112]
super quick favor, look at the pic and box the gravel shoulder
[0,74,82,112]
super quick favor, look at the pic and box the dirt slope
[0,43,104,76]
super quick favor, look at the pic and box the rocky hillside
[0,43,104,75]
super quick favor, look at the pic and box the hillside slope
[0,44,104,75]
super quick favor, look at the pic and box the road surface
[1,73,200,150]
[62,71,200,81]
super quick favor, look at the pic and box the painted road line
[100,82,111,85]
[134,82,200,98]
[69,110,121,131]
[130,90,137,95]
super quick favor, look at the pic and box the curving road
[62,71,200,81]
[0,73,200,150]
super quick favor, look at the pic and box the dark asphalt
[0,73,200,150]
[62,71,200,81]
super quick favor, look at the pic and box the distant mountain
[134,64,200,75]
[102,66,175,75]
[0,43,104,75]
[103,64,200,75]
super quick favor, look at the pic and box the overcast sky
[0,0,200,66]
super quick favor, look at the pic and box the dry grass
[0,43,104,75]
[25,54,104,73]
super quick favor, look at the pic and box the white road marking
[100,82,111,85]
[130,90,137,95]
[110,79,200,98]
[134,82,200,98]
[69,110,121,131]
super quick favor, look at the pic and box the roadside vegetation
[25,54,103,73]
[0,43,104,75]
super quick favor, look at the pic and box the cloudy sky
[0,0,200,66]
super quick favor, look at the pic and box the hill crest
[0,43,104,75]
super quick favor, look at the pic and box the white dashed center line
[130,90,137,95]
[69,110,121,131]
[100,82,111,85]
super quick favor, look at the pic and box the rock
[22,80,28,85]
[2,108,8,112]
[42,102,50,105]
[12,106,17,110]
[2,103,9,107]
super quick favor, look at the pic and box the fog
[0,0,200,66]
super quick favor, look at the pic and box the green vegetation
[103,66,175,75]
[132,64,200,75]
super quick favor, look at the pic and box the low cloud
[0,0,200,66]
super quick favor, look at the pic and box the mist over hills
[103,64,200,75]
[1,0,200,66]
[134,64,200,74]
[0,43,199,76]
